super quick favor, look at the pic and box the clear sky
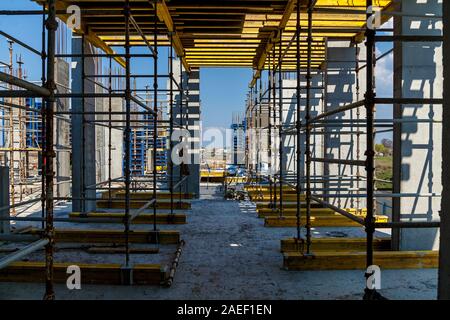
[1,0,393,146]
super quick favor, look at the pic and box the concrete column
[95,88,124,182]
[71,36,96,212]
[438,0,449,300]
[325,42,367,209]
[171,60,200,197]
[393,0,442,250]
[0,166,10,234]
[102,97,124,180]
[186,68,201,197]
[282,76,324,189]
[54,59,71,198]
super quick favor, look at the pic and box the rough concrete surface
[0,184,437,300]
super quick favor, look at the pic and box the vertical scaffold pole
[43,0,57,300]
[40,9,47,231]
[305,0,314,254]
[364,0,377,299]
[268,57,273,208]
[272,50,277,210]
[254,84,259,180]
[81,34,86,213]
[124,0,131,268]
[108,57,112,205]
[169,34,174,215]
[153,3,158,231]
[295,0,302,244]
[278,31,284,215]
[179,53,183,200]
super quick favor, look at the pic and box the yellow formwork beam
[264,214,388,228]
[154,0,190,71]
[283,250,439,271]
[27,228,180,244]
[69,212,187,225]
[101,191,194,200]
[280,237,392,253]
[257,208,336,218]
[69,212,186,225]
[34,0,394,70]
[33,0,126,68]
[256,202,323,209]
[251,0,297,86]
[96,200,191,210]
[249,194,307,202]
[0,262,168,285]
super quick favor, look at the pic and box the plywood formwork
[34,0,393,71]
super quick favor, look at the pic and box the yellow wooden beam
[155,0,190,71]
[0,261,167,285]
[264,215,388,227]
[33,0,126,68]
[280,237,392,253]
[96,199,191,210]
[250,0,296,87]
[28,228,180,244]
[283,250,439,270]
[69,212,187,225]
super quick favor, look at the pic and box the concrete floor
[0,183,438,300]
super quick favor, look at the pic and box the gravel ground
[0,183,438,300]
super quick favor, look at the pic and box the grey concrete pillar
[282,76,324,189]
[325,42,367,209]
[170,60,200,197]
[186,68,201,197]
[438,0,449,300]
[393,0,442,250]
[0,166,10,234]
[71,36,96,212]
[54,58,71,198]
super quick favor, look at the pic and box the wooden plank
[250,0,296,87]
[102,191,194,200]
[283,251,439,270]
[69,212,187,225]
[155,0,190,71]
[27,228,180,244]
[264,215,388,228]
[280,237,392,253]
[96,200,191,210]
[257,208,336,218]
[86,247,160,254]
[256,202,323,209]
[0,262,167,285]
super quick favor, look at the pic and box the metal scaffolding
[0,0,447,300]
[0,0,190,299]
[245,0,444,299]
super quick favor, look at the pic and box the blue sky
[1,0,393,145]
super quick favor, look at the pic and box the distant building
[230,112,246,166]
